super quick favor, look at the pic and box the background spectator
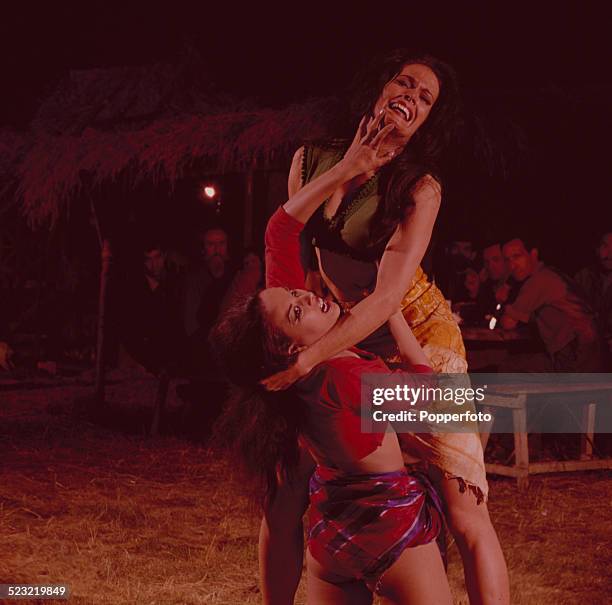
[117,239,186,376]
[477,242,520,318]
[183,226,237,343]
[500,237,603,371]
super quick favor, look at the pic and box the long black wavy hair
[208,292,305,507]
[344,49,464,245]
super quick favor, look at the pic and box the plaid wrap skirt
[308,466,443,586]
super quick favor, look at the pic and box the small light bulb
[203,186,216,199]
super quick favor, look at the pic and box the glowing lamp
[202,185,217,199]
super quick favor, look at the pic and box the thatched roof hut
[17,100,338,226]
[12,60,341,227]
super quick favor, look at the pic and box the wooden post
[479,405,495,451]
[94,238,112,405]
[512,397,529,490]
[244,165,255,248]
[580,402,596,460]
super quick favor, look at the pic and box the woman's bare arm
[259,449,314,605]
[388,311,430,367]
[282,114,395,223]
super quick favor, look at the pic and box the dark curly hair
[349,49,463,167]
[209,292,304,506]
[348,50,463,245]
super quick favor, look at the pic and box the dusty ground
[0,380,610,604]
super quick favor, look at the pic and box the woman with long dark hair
[261,50,509,605]
[211,117,453,603]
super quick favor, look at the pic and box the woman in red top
[211,117,452,603]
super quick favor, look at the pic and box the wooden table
[480,381,612,489]
[461,326,529,343]
[461,326,536,371]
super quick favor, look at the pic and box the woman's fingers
[369,123,395,150]
[373,148,396,169]
[345,110,398,174]
[381,148,397,163]
[260,365,301,391]
[361,110,385,144]
[352,114,369,144]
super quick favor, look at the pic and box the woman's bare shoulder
[410,173,442,204]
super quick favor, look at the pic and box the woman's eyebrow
[286,301,294,324]
[399,74,433,99]
[397,74,415,86]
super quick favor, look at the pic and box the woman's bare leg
[434,470,510,605]
[376,542,452,605]
[306,549,373,605]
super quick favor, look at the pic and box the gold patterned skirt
[396,267,488,502]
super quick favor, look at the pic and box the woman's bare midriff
[323,352,422,474]
[311,426,411,475]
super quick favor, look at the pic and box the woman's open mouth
[318,298,331,313]
[388,100,413,123]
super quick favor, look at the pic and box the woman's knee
[446,500,493,545]
[440,479,494,544]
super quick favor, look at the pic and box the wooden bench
[480,382,612,489]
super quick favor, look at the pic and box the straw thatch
[16,98,338,226]
[11,60,341,226]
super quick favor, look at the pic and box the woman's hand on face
[340,111,398,179]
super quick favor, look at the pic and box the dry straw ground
[1,380,610,604]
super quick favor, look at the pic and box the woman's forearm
[283,114,397,224]
[283,160,354,223]
[299,288,399,371]
[388,311,429,367]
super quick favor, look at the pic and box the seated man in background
[440,238,478,303]
[477,242,520,319]
[118,239,186,376]
[574,231,612,357]
[180,227,260,435]
[500,237,603,372]
[182,226,236,352]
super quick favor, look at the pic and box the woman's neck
[330,349,360,359]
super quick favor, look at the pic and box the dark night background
[1,1,610,271]
[1,8,611,601]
